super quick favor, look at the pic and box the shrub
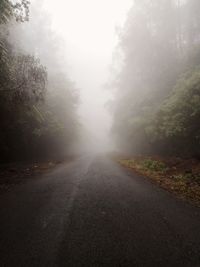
[142,159,167,172]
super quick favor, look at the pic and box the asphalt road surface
[0,155,200,267]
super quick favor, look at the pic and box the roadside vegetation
[111,0,200,159]
[119,157,200,206]
[0,161,59,193]
[110,1,200,204]
[0,0,79,163]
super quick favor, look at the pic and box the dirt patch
[118,156,200,207]
[0,161,64,194]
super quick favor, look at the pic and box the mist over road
[0,156,200,266]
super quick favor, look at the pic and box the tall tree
[111,0,200,155]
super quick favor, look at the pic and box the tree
[0,0,12,24]
[0,0,30,84]
[0,0,79,161]
[5,54,47,103]
[148,68,200,157]
[111,0,200,157]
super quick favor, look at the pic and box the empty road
[0,155,200,266]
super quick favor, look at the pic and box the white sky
[44,0,133,150]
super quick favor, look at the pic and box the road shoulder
[117,156,200,207]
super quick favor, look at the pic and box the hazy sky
[44,0,133,149]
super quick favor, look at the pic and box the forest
[1,0,200,161]
[0,0,79,162]
[112,0,200,158]
[1,1,200,266]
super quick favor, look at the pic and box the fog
[3,0,130,155]
[43,0,133,152]
[1,0,200,160]
[2,1,200,264]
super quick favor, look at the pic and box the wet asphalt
[0,155,200,267]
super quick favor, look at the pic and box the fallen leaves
[118,157,200,207]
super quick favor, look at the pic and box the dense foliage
[112,0,200,158]
[0,0,79,161]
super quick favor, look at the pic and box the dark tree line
[112,0,200,158]
[0,0,79,162]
